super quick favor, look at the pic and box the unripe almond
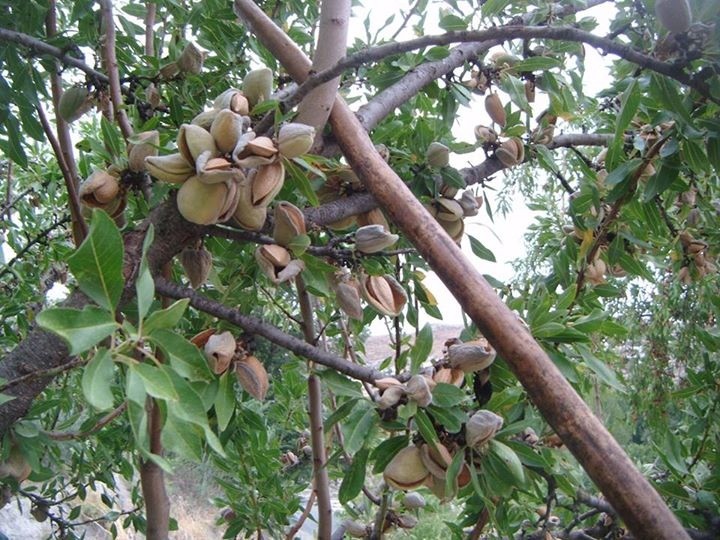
[485,93,506,127]
[655,0,692,33]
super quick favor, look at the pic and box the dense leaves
[0,0,719,538]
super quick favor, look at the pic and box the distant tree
[0,0,718,538]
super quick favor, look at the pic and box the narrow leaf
[468,235,496,262]
[410,323,433,374]
[136,225,155,322]
[339,447,369,504]
[130,363,179,401]
[143,299,190,334]
[82,348,115,411]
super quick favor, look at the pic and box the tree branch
[295,0,350,146]
[154,277,384,384]
[294,25,716,105]
[0,27,108,83]
[36,104,87,243]
[98,0,134,140]
[43,402,127,441]
[0,215,71,279]
[0,199,203,436]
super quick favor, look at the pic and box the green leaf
[324,398,359,432]
[136,225,155,323]
[214,371,235,432]
[68,210,124,312]
[444,448,465,500]
[371,436,409,474]
[642,161,679,202]
[414,408,440,447]
[149,329,213,382]
[0,394,15,406]
[36,306,117,355]
[344,404,377,454]
[82,348,115,411]
[319,369,363,398]
[143,299,190,334]
[575,344,625,391]
[482,0,511,18]
[162,411,203,462]
[604,158,642,187]
[468,235,496,262]
[438,13,467,31]
[650,73,692,124]
[165,367,226,457]
[427,404,466,433]
[100,115,125,159]
[606,79,640,170]
[512,57,563,72]
[431,383,466,408]
[339,447,369,504]
[410,323,433,374]
[488,439,525,486]
[129,363,179,401]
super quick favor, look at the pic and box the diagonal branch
[232,2,690,538]
[0,27,109,83]
[289,25,716,105]
[154,277,384,384]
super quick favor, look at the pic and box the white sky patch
[349,2,615,333]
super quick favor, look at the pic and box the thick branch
[45,0,86,244]
[36,104,87,242]
[295,0,350,142]
[296,276,333,537]
[233,2,689,538]
[0,27,108,83]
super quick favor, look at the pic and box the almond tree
[0,0,718,538]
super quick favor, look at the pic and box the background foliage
[0,0,719,538]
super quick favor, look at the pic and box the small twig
[43,402,128,441]
[467,507,490,540]
[575,132,673,294]
[155,278,385,383]
[98,0,133,140]
[0,27,109,82]
[388,0,421,42]
[370,489,390,539]
[285,490,316,540]
[0,358,86,393]
[0,215,71,279]
[36,103,87,242]
[258,284,303,325]
[296,275,333,537]
[655,195,678,237]
[144,1,156,56]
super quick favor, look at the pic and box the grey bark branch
[154,277,384,384]
[296,25,715,104]
[0,27,109,83]
[295,0,351,146]
[99,0,134,140]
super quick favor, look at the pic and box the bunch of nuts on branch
[193,329,269,400]
[677,231,716,283]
